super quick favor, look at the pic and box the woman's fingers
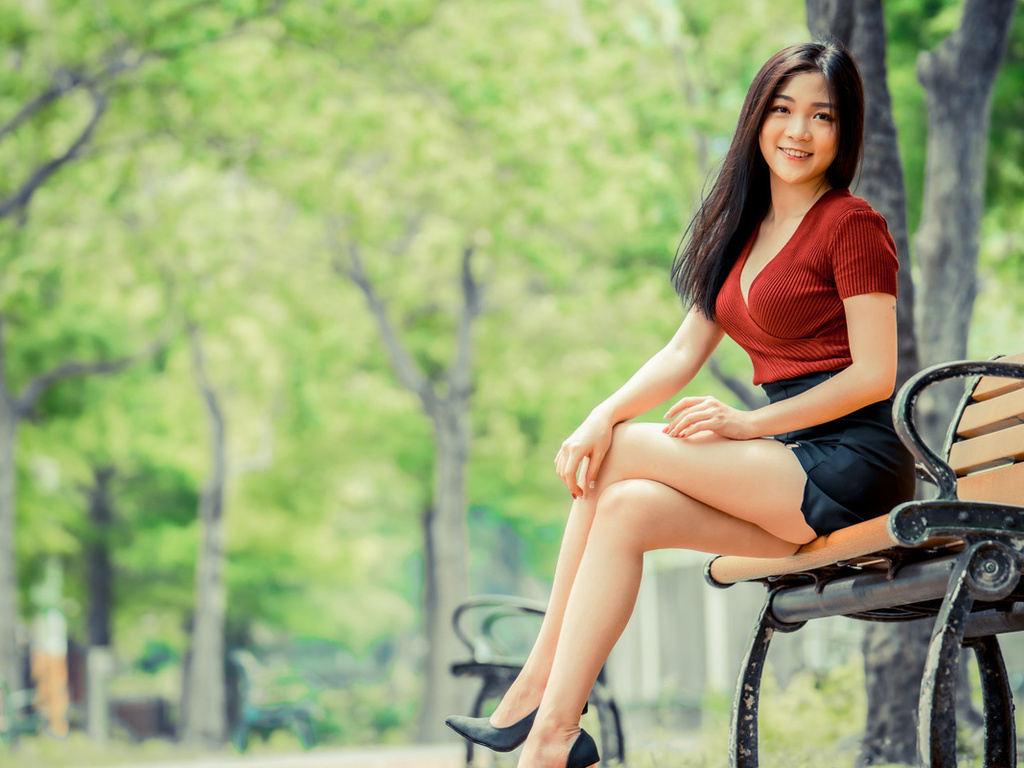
[578,456,591,494]
[555,417,615,499]
[664,398,719,437]
[555,442,585,498]
[584,448,606,490]
[664,396,703,420]
[667,413,712,437]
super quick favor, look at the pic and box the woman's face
[758,72,838,192]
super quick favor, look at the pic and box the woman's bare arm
[555,309,724,497]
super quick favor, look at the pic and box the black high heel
[567,728,600,768]
[444,707,537,752]
[444,702,590,753]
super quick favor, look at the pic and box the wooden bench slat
[957,462,1024,505]
[948,422,1024,475]
[956,387,1024,438]
[708,515,897,585]
[971,351,1024,401]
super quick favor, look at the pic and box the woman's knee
[595,422,654,489]
[590,479,668,551]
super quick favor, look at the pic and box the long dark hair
[671,40,865,318]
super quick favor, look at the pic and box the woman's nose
[786,116,811,140]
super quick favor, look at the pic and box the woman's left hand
[662,396,758,440]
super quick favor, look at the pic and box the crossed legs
[486,422,817,767]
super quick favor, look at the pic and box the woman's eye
[815,112,834,121]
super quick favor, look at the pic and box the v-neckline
[738,190,835,309]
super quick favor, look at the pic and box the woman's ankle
[490,680,544,725]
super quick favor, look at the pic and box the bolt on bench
[706,352,1024,768]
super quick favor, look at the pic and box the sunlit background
[0,0,1021,766]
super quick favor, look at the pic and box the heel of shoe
[567,728,600,768]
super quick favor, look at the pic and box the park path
[110,744,465,768]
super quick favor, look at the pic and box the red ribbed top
[715,189,899,385]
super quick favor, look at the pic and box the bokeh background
[0,0,1021,766]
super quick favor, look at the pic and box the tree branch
[450,245,481,401]
[330,221,439,413]
[0,85,108,223]
[0,314,12,411]
[0,69,86,144]
[141,0,285,62]
[186,321,228,535]
[186,321,220,421]
[0,1,283,224]
[14,322,175,418]
[918,0,1017,86]
[805,0,854,42]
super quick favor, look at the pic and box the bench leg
[729,598,799,768]
[589,679,627,764]
[965,635,1016,768]
[919,552,973,767]
[231,722,250,752]
[919,541,1022,768]
[463,675,509,766]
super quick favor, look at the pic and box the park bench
[228,648,318,752]
[0,680,41,744]
[450,595,626,765]
[706,351,1024,768]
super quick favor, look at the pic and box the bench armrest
[451,594,547,662]
[894,358,1024,500]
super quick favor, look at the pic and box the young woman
[446,40,915,768]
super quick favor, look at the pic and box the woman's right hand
[554,411,615,500]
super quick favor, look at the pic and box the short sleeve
[830,209,899,299]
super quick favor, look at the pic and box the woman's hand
[663,396,758,441]
[554,412,615,500]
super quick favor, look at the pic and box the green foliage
[0,0,1020,750]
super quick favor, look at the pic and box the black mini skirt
[762,369,916,537]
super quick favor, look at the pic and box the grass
[0,728,314,768]
[0,662,992,768]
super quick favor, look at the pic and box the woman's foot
[487,682,543,727]
[444,671,545,752]
[445,707,538,753]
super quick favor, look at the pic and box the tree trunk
[180,326,229,745]
[807,2,930,762]
[913,0,1017,440]
[0,400,21,692]
[418,405,472,742]
[85,466,116,648]
[858,620,934,766]
[340,240,479,743]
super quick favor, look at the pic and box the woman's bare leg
[593,422,818,542]
[488,423,816,728]
[487,493,597,726]
[514,424,818,766]
[518,477,806,767]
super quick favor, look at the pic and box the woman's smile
[779,147,812,159]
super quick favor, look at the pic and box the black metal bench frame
[0,680,41,744]
[450,594,625,765]
[228,648,318,752]
[706,357,1024,768]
